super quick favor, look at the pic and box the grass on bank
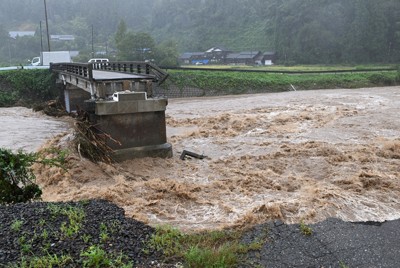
[0,69,58,107]
[180,63,397,72]
[147,225,265,267]
[163,69,400,95]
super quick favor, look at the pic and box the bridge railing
[51,61,168,84]
[91,61,169,84]
[51,63,93,80]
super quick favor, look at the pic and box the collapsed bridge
[51,61,172,161]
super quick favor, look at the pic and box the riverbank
[1,200,399,267]
[156,68,400,98]
[1,86,400,266]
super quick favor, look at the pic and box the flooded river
[4,87,400,231]
[0,107,70,152]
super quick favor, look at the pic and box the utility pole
[44,0,51,51]
[8,39,11,66]
[39,21,44,53]
[91,25,94,57]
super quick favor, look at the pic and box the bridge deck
[92,70,151,81]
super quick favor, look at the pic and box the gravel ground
[1,199,400,267]
[0,199,165,267]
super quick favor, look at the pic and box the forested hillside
[0,0,399,65]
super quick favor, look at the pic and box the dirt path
[31,86,400,231]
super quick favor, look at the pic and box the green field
[180,64,397,72]
[163,68,400,95]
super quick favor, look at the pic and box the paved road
[241,218,400,268]
[0,66,49,71]
[92,70,151,80]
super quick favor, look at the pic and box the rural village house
[179,46,276,66]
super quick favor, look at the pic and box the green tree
[0,25,11,65]
[154,40,179,66]
[1,0,400,65]
[116,31,155,61]
[131,32,155,61]
[115,19,127,48]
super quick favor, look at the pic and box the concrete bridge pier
[86,91,172,161]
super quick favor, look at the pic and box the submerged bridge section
[51,61,172,161]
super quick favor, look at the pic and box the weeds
[147,225,184,256]
[147,225,265,267]
[109,219,121,234]
[99,222,110,242]
[47,203,64,217]
[18,235,32,254]
[81,245,112,267]
[14,253,73,268]
[41,229,48,240]
[299,221,313,236]
[5,202,139,267]
[82,234,92,243]
[11,219,23,231]
[38,218,46,227]
[47,203,85,238]
[184,245,236,268]
[59,206,85,238]
[80,245,133,268]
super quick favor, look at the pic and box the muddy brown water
[3,87,400,231]
[0,107,71,152]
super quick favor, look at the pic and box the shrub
[0,148,42,203]
[396,65,400,82]
[0,148,66,204]
[0,69,58,107]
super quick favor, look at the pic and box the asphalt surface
[92,70,150,80]
[241,218,400,268]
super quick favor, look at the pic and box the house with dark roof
[178,52,207,65]
[205,46,232,64]
[178,46,276,66]
[225,51,263,65]
[262,52,277,65]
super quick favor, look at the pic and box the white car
[88,58,109,63]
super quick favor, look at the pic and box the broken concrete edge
[111,143,173,162]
